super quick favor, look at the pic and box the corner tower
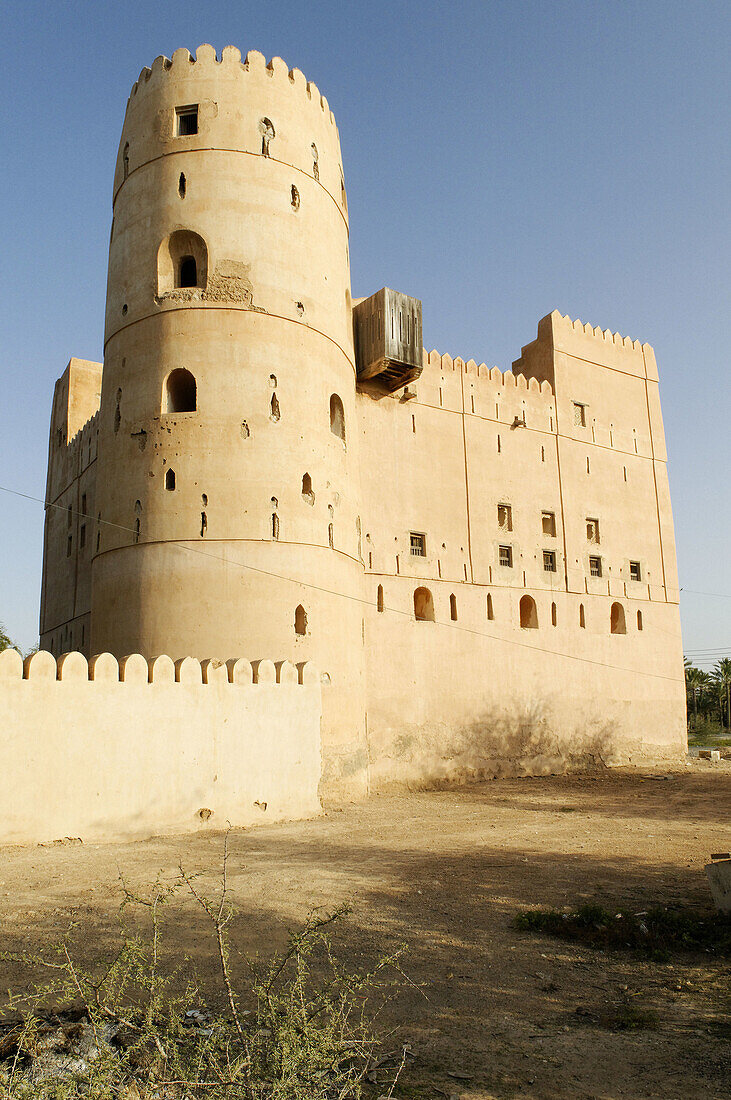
[92,45,366,795]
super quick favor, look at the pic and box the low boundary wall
[0,649,322,845]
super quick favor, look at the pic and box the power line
[1,483,686,684]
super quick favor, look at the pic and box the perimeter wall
[0,649,321,845]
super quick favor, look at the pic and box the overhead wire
[0,482,692,684]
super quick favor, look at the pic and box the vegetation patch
[0,841,409,1098]
[514,902,731,960]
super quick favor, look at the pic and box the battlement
[0,648,319,686]
[424,350,554,396]
[129,44,337,126]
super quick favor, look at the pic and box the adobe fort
[33,44,685,818]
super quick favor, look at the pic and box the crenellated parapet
[1,648,318,686]
[129,45,337,124]
[410,348,554,429]
[114,44,346,212]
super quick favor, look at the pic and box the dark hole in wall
[179,173,186,198]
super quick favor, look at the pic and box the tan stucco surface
[38,45,687,803]
[0,648,321,845]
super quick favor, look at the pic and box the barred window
[589,556,602,578]
[499,544,513,568]
[629,560,642,582]
[543,550,556,572]
[410,532,426,557]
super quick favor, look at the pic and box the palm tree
[712,658,731,730]
[685,662,710,727]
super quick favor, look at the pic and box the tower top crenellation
[128,44,337,126]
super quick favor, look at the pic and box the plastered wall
[0,649,321,845]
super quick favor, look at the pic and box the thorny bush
[0,836,409,1098]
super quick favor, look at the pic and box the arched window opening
[302,473,314,504]
[165,468,176,491]
[272,513,279,540]
[123,143,129,179]
[486,593,494,621]
[551,601,557,627]
[377,584,384,613]
[579,603,586,628]
[157,230,208,295]
[330,394,345,443]
[260,117,275,156]
[178,255,197,288]
[450,593,458,621]
[178,172,186,198]
[294,604,307,636]
[414,587,435,622]
[519,594,538,629]
[611,601,626,635]
[311,143,319,180]
[637,609,643,631]
[165,368,197,413]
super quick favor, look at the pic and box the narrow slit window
[450,593,458,621]
[178,173,186,198]
[301,473,314,504]
[272,513,279,540]
[260,117,275,156]
[486,593,494,620]
[637,609,643,630]
[377,585,384,612]
[294,604,307,635]
[329,394,345,442]
[579,603,586,628]
[165,468,176,491]
[551,601,557,627]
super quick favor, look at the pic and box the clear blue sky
[1,0,729,666]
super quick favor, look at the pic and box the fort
[17,43,686,841]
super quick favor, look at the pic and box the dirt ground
[1,763,729,1100]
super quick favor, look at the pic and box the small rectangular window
[541,511,556,537]
[499,544,513,568]
[589,555,602,578]
[176,105,199,136]
[543,550,557,573]
[81,493,87,515]
[497,503,512,531]
[573,402,587,427]
[80,524,86,549]
[586,517,600,544]
[409,532,426,557]
[629,560,642,582]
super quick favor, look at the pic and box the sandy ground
[1,763,730,1099]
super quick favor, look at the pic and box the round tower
[92,44,366,797]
